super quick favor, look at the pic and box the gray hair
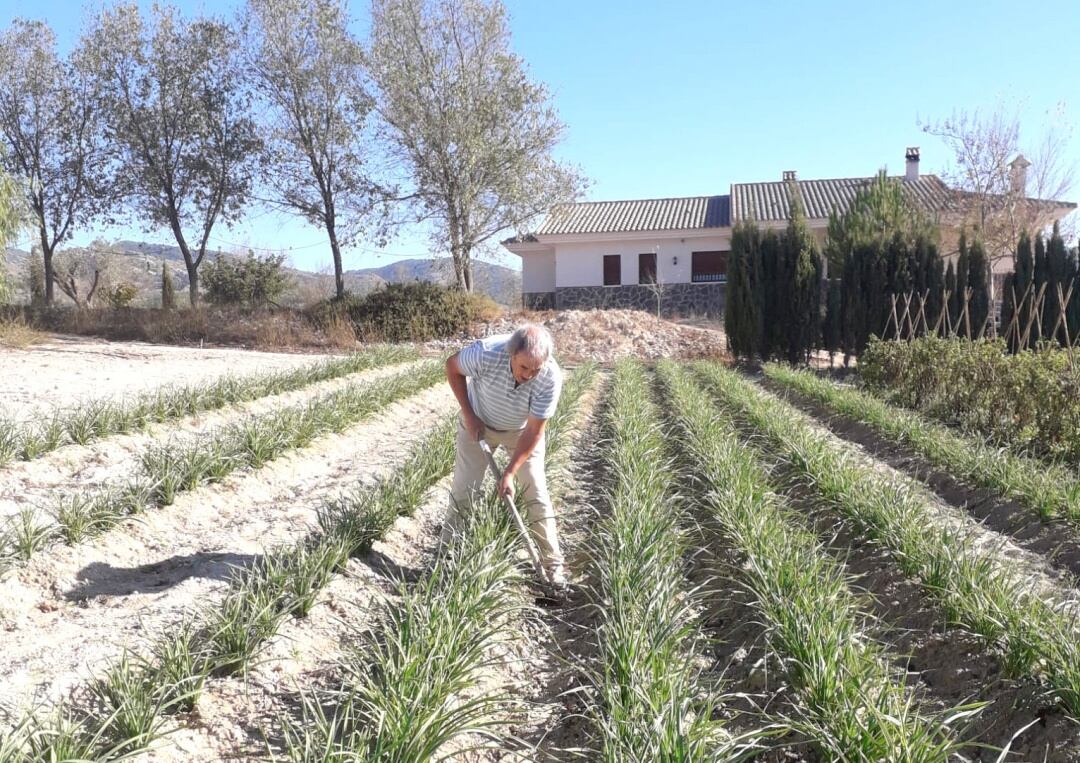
[507,323,554,362]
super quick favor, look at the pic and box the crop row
[0,344,418,466]
[696,361,1080,717]
[276,364,597,760]
[659,361,956,759]
[585,361,724,760]
[0,361,444,569]
[764,363,1080,523]
[0,364,596,761]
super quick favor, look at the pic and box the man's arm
[446,352,485,441]
[497,415,547,497]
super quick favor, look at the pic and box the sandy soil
[133,377,605,762]
[0,360,425,522]
[0,384,456,723]
[0,336,335,421]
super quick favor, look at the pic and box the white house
[502,148,1076,316]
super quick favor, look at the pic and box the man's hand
[464,411,486,441]
[497,469,515,500]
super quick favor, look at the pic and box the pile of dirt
[428,309,729,364]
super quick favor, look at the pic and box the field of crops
[3,345,1080,761]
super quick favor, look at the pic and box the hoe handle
[478,440,551,585]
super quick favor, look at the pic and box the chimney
[905,147,920,181]
[782,170,796,182]
[1009,154,1031,196]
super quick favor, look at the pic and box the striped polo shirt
[457,334,562,431]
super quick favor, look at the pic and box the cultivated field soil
[3,330,1080,761]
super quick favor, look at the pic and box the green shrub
[313,281,501,342]
[104,282,139,308]
[860,336,1080,462]
[203,252,291,307]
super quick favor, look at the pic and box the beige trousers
[441,418,565,576]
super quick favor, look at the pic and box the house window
[691,251,727,283]
[638,252,657,284]
[603,254,621,286]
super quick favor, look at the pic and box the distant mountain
[344,258,520,305]
[2,243,521,307]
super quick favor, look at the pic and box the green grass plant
[764,363,1080,522]
[0,361,445,567]
[1,364,597,761]
[277,363,597,761]
[696,361,1080,717]
[585,361,729,761]
[659,361,958,760]
[0,344,419,468]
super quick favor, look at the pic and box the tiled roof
[534,195,730,235]
[730,175,954,222]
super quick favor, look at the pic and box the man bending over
[442,323,566,590]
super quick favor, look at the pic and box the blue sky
[4,0,1078,272]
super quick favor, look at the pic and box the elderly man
[442,323,566,589]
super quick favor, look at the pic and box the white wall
[521,250,556,292]
[553,234,732,288]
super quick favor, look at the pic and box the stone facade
[554,283,725,318]
[522,291,556,311]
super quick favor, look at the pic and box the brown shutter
[603,254,622,286]
[638,252,657,284]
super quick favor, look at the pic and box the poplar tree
[81,4,260,305]
[369,0,584,291]
[0,19,110,304]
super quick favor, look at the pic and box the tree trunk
[39,229,54,306]
[327,223,345,300]
[165,212,199,307]
[187,263,200,307]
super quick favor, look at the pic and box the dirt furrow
[0,338,329,421]
[133,476,452,762]
[761,376,1080,582]
[0,360,425,521]
[0,385,456,722]
[783,480,1080,761]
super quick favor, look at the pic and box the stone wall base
[522,291,556,310]
[553,283,725,318]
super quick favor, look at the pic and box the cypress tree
[759,230,784,360]
[1012,231,1034,346]
[926,239,945,336]
[967,238,991,338]
[824,277,842,364]
[161,261,176,311]
[952,233,970,336]
[783,188,822,363]
[1000,272,1016,348]
[944,261,957,335]
[725,221,761,358]
[1034,233,1049,340]
[1067,245,1080,346]
[1046,221,1069,344]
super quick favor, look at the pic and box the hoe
[477,440,564,605]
